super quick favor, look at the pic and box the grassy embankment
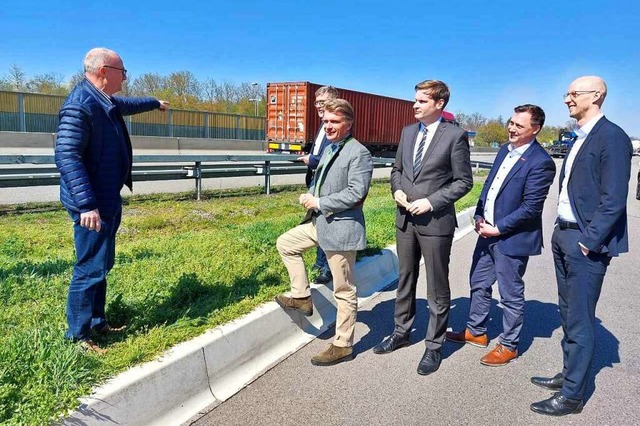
[0,178,482,425]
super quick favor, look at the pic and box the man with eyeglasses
[297,86,339,285]
[530,76,632,416]
[55,47,168,354]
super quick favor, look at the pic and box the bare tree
[130,73,166,97]
[6,64,27,91]
[26,73,67,95]
[67,70,85,90]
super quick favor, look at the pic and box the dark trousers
[313,246,329,272]
[552,226,610,400]
[65,209,122,340]
[394,225,453,350]
[467,237,529,350]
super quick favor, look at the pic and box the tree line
[0,64,266,116]
[2,64,579,146]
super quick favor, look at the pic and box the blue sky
[1,0,638,136]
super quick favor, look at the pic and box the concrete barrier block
[62,341,214,426]
[131,136,179,153]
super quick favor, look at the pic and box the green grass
[0,178,481,425]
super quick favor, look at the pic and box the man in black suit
[298,86,339,284]
[530,76,632,416]
[373,80,473,375]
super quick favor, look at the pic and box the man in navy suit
[447,104,555,366]
[298,86,339,284]
[531,76,632,416]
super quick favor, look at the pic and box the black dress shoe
[417,348,441,375]
[372,332,410,354]
[530,392,583,416]
[531,373,563,390]
[314,271,332,284]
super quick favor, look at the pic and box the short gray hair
[315,85,339,99]
[84,47,119,73]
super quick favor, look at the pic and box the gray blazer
[306,137,373,251]
[391,121,473,236]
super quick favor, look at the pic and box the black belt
[558,219,580,230]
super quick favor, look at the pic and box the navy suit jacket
[475,140,556,257]
[559,116,632,256]
[305,126,332,187]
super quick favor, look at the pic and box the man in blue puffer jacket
[55,47,168,353]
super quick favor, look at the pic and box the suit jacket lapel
[566,117,606,184]
[482,143,509,201]
[497,141,538,197]
[404,123,420,175]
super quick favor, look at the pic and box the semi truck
[549,129,577,158]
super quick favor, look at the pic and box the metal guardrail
[0,154,413,199]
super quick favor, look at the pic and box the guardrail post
[168,110,174,137]
[475,162,479,174]
[18,93,26,132]
[195,161,202,200]
[264,160,271,195]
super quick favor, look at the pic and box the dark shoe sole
[416,364,440,375]
[310,353,354,366]
[372,340,409,354]
[530,405,583,416]
[274,297,313,317]
[530,381,563,390]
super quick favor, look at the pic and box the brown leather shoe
[79,338,107,355]
[311,344,353,366]
[480,343,517,366]
[275,294,313,316]
[446,328,488,348]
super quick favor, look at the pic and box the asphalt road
[191,160,640,426]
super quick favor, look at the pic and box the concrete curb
[62,207,475,426]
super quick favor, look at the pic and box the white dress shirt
[484,141,532,227]
[312,128,326,155]
[557,113,603,222]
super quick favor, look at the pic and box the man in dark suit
[530,76,632,416]
[446,104,556,366]
[298,86,339,284]
[373,80,473,375]
[275,99,373,366]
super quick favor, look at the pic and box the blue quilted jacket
[54,79,160,218]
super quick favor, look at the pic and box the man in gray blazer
[275,99,373,366]
[374,80,473,376]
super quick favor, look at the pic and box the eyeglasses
[563,90,597,100]
[102,65,127,78]
[314,100,326,107]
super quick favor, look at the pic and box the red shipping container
[266,82,418,156]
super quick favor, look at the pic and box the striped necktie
[413,129,428,178]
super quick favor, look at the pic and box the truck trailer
[266,82,436,157]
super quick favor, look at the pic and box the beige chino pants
[276,221,358,347]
